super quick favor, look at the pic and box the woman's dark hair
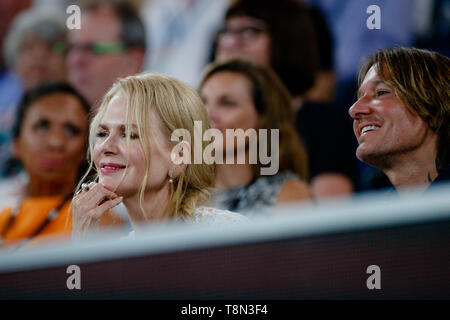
[307,4,334,72]
[3,82,91,177]
[224,0,319,97]
[12,82,90,139]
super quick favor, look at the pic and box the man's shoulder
[424,163,450,193]
[434,163,450,184]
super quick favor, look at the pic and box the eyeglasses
[52,42,66,55]
[20,41,67,55]
[66,42,128,55]
[217,25,268,43]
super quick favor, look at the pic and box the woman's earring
[169,168,174,184]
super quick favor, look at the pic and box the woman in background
[199,59,312,216]
[0,83,121,249]
[1,7,68,177]
[214,0,357,198]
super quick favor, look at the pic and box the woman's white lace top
[187,206,249,226]
[127,206,248,238]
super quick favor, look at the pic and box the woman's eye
[221,99,235,107]
[65,124,81,136]
[34,119,49,132]
[96,131,107,138]
[120,132,139,139]
[241,26,265,38]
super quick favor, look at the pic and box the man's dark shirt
[379,163,449,194]
[430,163,450,187]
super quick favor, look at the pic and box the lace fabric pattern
[209,171,300,217]
[188,206,249,226]
[126,206,248,238]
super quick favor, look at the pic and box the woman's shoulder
[257,170,300,183]
[190,206,249,225]
[251,171,301,191]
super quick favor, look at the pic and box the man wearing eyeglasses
[67,0,146,112]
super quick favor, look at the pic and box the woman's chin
[98,177,119,192]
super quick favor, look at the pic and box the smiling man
[349,47,450,192]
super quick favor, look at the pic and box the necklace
[0,193,73,248]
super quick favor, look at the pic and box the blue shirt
[0,70,23,177]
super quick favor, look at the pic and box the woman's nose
[99,133,119,155]
[47,129,65,150]
[216,34,242,60]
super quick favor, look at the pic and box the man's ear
[127,48,145,74]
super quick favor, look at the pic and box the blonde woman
[72,73,246,237]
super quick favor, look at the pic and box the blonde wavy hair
[77,73,215,219]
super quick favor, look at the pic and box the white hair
[3,7,66,68]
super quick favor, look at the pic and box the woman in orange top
[0,82,120,249]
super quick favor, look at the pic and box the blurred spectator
[0,0,31,66]
[349,47,450,192]
[1,6,68,177]
[307,0,418,109]
[0,82,122,249]
[4,8,67,91]
[67,0,146,111]
[215,0,318,99]
[414,0,450,57]
[142,0,228,88]
[303,4,336,103]
[199,60,313,217]
[214,0,357,199]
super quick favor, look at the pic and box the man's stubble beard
[356,131,428,171]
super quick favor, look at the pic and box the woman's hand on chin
[72,182,123,239]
